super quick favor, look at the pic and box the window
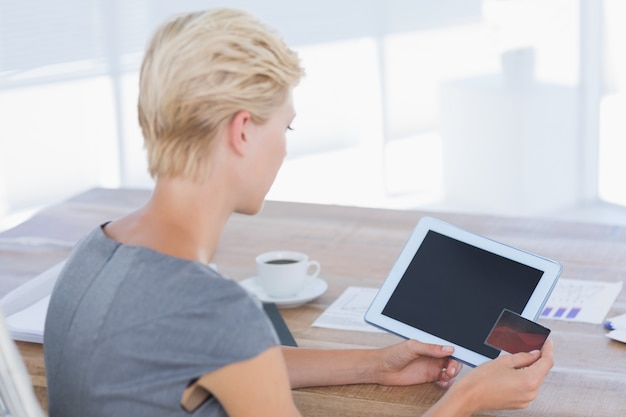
[2,0,624,225]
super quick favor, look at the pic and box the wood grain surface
[3,188,625,416]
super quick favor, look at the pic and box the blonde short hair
[138,8,304,179]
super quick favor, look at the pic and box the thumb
[507,349,542,369]
[407,339,454,358]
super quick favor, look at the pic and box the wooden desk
[1,188,625,416]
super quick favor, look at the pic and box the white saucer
[239,276,328,308]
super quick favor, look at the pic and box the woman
[44,8,553,417]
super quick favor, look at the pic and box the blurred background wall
[1,0,625,228]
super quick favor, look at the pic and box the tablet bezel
[364,216,561,367]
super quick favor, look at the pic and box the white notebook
[0,261,65,343]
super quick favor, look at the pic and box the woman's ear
[227,110,252,156]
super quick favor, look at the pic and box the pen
[604,313,626,331]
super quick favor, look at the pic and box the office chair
[0,311,45,417]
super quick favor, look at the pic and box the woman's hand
[282,340,461,389]
[459,339,554,411]
[373,339,463,387]
[426,339,554,417]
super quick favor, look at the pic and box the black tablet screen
[382,230,544,359]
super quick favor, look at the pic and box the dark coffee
[265,259,299,265]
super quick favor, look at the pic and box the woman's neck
[103,177,232,264]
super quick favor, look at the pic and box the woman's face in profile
[240,91,296,214]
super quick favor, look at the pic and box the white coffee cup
[255,250,321,298]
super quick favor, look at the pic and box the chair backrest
[0,312,45,417]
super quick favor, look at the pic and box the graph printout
[541,279,623,324]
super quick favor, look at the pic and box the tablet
[364,216,561,367]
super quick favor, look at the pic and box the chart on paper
[540,279,623,324]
